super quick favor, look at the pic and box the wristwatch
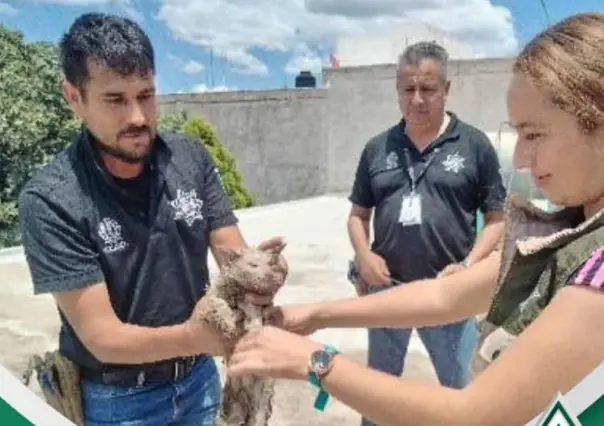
[307,344,340,411]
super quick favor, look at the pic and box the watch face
[311,350,332,374]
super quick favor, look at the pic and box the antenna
[538,0,551,23]
[209,47,214,89]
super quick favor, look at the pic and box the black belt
[80,356,202,387]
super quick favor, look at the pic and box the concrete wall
[158,58,515,205]
[159,89,328,205]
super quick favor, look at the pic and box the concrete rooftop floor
[0,194,437,425]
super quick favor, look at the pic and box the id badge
[399,193,422,226]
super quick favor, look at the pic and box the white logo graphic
[385,152,398,170]
[97,218,127,254]
[169,188,204,226]
[442,151,466,173]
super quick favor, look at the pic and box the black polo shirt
[349,112,506,282]
[18,129,238,371]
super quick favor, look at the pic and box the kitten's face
[222,246,287,295]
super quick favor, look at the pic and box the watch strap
[308,344,339,411]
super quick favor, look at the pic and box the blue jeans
[82,356,221,425]
[362,318,478,426]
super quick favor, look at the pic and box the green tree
[157,109,188,133]
[180,115,255,209]
[0,24,79,247]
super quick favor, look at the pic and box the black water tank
[295,70,316,88]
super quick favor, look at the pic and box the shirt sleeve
[199,146,239,231]
[570,247,604,292]
[18,190,105,295]
[475,136,507,214]
[348,146,376,208]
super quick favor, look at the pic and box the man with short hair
[347,41,505,426]
[18,12,285,425]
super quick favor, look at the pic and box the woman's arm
[310,249,501,330]
[320,285,604,425]
[229,285,604,426]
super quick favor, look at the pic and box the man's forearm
[348,215,371,255]
[210,224,248,270]
[313,252,500,330]
[91,321,225,365]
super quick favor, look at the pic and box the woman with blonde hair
[225,12,604,426]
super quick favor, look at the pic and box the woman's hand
[227,326,322,381]
[267,303,323,335]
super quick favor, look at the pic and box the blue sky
[0,0,601,94]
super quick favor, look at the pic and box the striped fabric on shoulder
[572,247,604,291]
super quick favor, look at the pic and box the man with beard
[18,12,286,426]
[346,41,506,426]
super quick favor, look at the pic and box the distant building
[332,21,476,67]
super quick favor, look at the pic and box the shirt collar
[395,110,461,154]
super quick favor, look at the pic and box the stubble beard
[95,131,155,165]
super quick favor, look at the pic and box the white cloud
[167,54,206,75]
[284,44,324,75]
[192,83,238,93]
[305,0,458,18]
[0,2,18,15]
[182,60,204,74]
[157,0,518,75]
[28,0,142,21]
[31,0,116,4]
[284,53,323,75]
[221,48,268,76]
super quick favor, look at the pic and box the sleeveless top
[472,194,604,376]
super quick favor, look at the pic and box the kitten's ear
[267,241,286,255]
[215,246,242,264]
[268,244,286,265]
[258,237,287,254]
[268,252,279,265]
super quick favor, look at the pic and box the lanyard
[402,148,439,193]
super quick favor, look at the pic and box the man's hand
[355,250,391,287]
[184,294,239,355]
[353,275,370,296]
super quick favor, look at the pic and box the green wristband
[308,344,340,411]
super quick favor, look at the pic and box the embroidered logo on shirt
[169,188,204,226]
[442,151,465,173]
[385,152,398,170]
[98,218,128,254]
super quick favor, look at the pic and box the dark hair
[59,12,155,95]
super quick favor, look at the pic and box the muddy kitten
[191,244,287,426]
